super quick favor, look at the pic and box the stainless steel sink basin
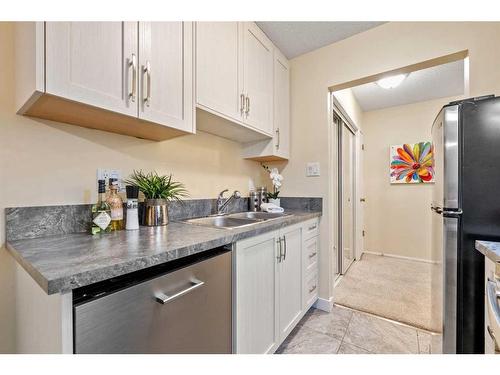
[183,211,290,229]
[228,212,290,221]
[184,215,260,229]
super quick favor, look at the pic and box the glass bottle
[106,179,124,231]
[91,180,112,235]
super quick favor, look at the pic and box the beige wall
[0,22,268,352]
[288,22,500,301]
[362,97,459,261]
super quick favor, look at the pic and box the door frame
[329,93,361,279]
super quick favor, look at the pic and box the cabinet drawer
[304,236,319,272]
[304,271,318,308]
[303,219,319,240]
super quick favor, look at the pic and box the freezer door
[432,105,459,209]
[442,215,459,354]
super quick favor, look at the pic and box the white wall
[362,96,459,261]
[287,22,500,301]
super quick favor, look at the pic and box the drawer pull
[309,252,317,259]
[155,279,204,305]
[308,225,317,231]
[309,285,317,293]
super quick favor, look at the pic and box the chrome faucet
[217,189,241,214]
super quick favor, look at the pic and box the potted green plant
[124,170,188,226]
[262,164,284,207]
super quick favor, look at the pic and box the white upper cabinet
[195,22,278,143]
[242,46,290,161]
[16,22,194,141]
[138,22,194,133]
[45,22,138,117]
[196,22,242,123]
[273,49,291,159]
[241,22,274,135]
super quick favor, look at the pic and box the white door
[45,22,138,117]
[278,225,302,341]
[273,49,290,159]
[235,231,279,354]
[138,22,194,133]
[242,22,274,135]
[195,22,242,122]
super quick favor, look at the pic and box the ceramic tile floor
[275,305,442,354]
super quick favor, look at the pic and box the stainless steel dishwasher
[73,248,232,354]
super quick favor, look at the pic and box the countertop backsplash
[5,197,322,242]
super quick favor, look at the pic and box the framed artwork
[390,142,434,184]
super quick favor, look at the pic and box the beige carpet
[335,253,440,333]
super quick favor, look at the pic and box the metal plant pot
[144,198,169,226]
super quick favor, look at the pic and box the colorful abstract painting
[390,142,434,184]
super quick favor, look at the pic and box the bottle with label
[91,180,112,235]
[125,185,140,230]
[106,179,124,231]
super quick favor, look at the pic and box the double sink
[184,211,290,229]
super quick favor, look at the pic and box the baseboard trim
[362,251,439,264]
[313,297,333,312]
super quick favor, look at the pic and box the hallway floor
[276,305,441,354]
[334,253,439,332]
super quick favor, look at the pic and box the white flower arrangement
[262,164,283,199]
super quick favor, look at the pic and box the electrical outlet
[109,169,123,191]
[97,168,110,184]
[306,162,320,177]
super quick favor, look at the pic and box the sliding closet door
[342,124,356,272]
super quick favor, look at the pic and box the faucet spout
[217,190,241,214]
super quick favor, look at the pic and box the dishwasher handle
[155,278,205,305]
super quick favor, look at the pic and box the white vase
[268,198,281,207]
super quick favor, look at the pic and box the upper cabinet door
[274,50,290,159]
[242,22,274,135]
[45,22,138,117]
[196,22,242,122]
[138,22,194,133]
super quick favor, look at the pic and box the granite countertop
[6,210,321,295]
[475,241,500,263]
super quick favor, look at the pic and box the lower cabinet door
[278,225,303,341]
[235,231,279,353]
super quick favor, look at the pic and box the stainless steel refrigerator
[431,95,500,354]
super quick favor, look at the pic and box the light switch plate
[306,162,320,177]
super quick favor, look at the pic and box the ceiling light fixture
[376,73,409,89]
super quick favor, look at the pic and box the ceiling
[350,60,465,112]
[256,22,385,59]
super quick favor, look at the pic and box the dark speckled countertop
[6,210,321,295]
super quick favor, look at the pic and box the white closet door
[45,22,138,117]
[138,22,194,133]
[242,22,274,135]
[196,22,242,122]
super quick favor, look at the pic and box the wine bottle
[91,180,112,235]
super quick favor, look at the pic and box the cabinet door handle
[309,285,317,293]
[155,279,204,305]
[245,96,250,115]
[128,54,137,103]
[309,251,317,259]
[276,128,280,150]
[240,93,245,114]
[143,60,151,107]
[276,237,282,263]
[308,224,317,231]
[283,235,287,261]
